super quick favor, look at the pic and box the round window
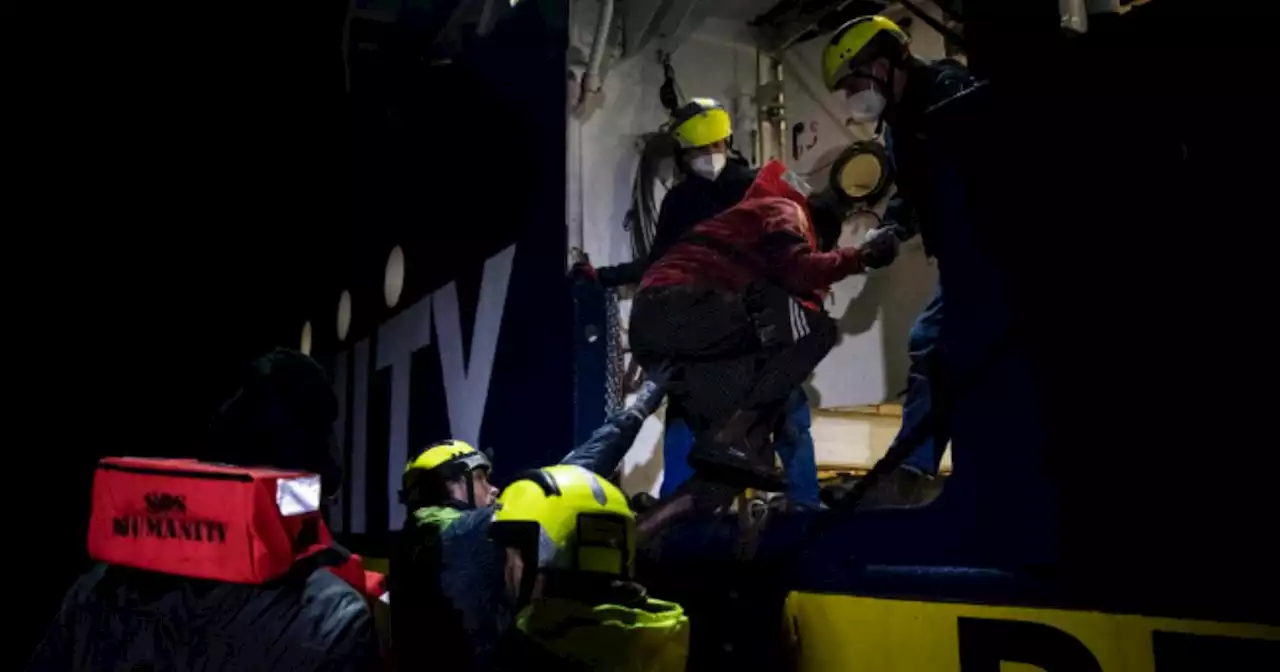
[384,245,406,308]
[300,321,313,355]
[337,290,352,341]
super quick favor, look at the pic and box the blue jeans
[661,387,821,508]
[898,283,949,475]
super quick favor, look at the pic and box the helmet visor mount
[455,452,492,508]
[400,449,492,509]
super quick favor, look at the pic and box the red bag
[87,457,330,584]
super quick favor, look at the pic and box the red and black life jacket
[87,457,384,601]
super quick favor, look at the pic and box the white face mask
[847,88,887,124]
[689,152,727,181]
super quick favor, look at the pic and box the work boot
[686,405,789,492]
[688,440,788,492]
[859,465,944,508]
[713,408,761,446]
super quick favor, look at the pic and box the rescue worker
[489,465,689,670]
[591,98,757,289]
[391,369,670,671]
[28,349,379,672]
[628,160,899,492]
[822,15,976,504]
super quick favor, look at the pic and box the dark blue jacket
[882,58,977,258]
[28,551,377,672]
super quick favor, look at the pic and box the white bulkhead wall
[568,3,953,494]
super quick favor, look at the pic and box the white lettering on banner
[337,245,517,533]
[433,246,514,457]
[378,294,435,531]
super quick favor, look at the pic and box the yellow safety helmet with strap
[668,98,733,149]
[401,439,492,509]
[822,15,911,91]
[490,464,635,582]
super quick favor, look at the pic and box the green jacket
[506,596,690,671]
[392,504,503,670]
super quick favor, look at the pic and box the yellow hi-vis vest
[517,596,690,672]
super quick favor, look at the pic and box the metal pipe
[773,57,786,164]
[477,0,499,36]
[1059,0,1089,34]
[896,0,968,52]
[756,48,770,166]
[581,0,615,103]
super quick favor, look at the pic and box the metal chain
[604,287,626,413]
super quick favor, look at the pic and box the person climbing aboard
[628,160,900,493]
[575,97,849,509]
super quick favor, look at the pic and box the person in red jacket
[630,160,899,491]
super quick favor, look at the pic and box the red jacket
[640,160,864,308]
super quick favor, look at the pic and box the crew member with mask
[822,15,976,505]
[390,370,670,671]
[587,98,755,289]
[489,465,689,671]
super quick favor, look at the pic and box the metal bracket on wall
[756,55,787,164]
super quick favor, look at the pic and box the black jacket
[598,160,758,288]
[882,58,977,258]
[28,556,377,672]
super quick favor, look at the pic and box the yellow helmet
[490,464,635,579]
[668,98,733,149]
[401,439,492,508]
[822,16,911,91]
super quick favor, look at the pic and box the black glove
[858,225,901,270]
[807,189,853,252]
[627,362,677,420]
[629,491,659,514]
[569,261,598,283]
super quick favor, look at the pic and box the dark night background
[7,0,1279,665]
[9,0,345,659]
[10,0,568,659]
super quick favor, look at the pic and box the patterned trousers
[631,283,837,435]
